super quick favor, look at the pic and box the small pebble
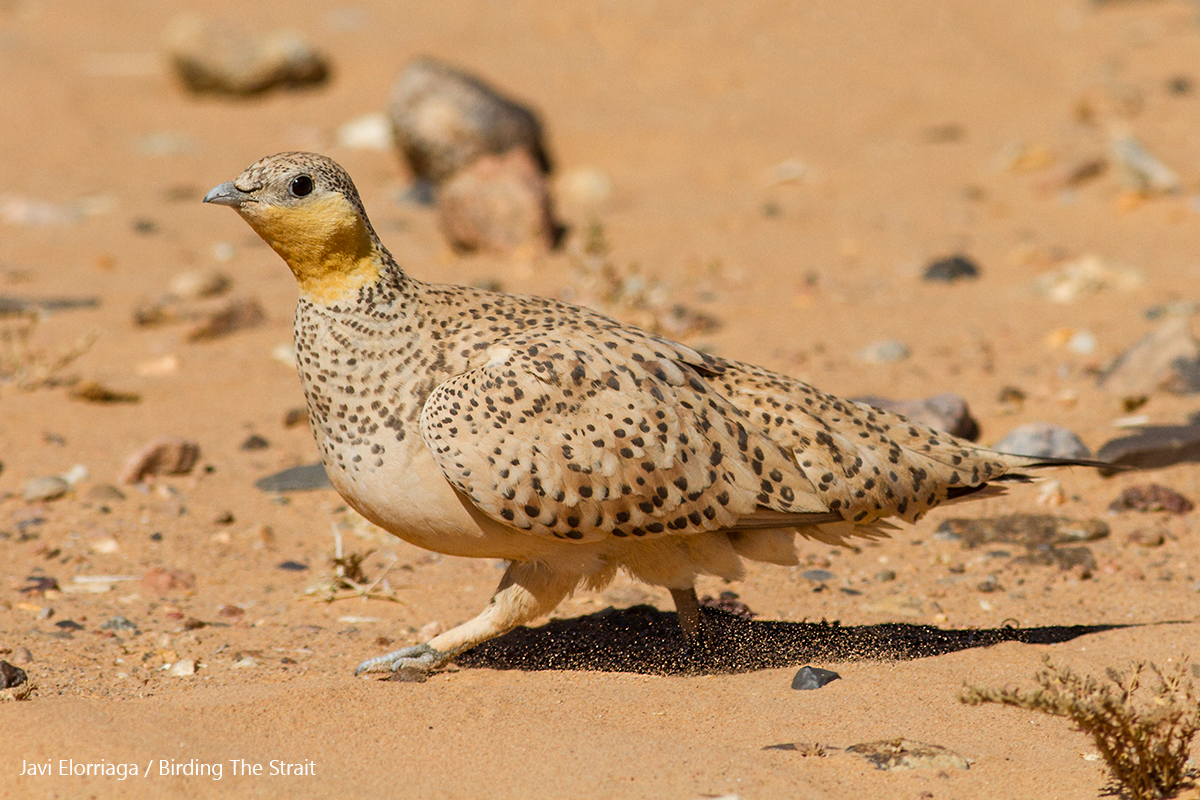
[54,620,84,631]
[857,339,910,364]
[993,422,1092,460]
[120,437,201,484]
[12,648,33,665]
[800,569,834,583]
[922,254,979,283]
[102,616,137,631]
[874,570,897,583]
[140,567,196,595]
[23,476,69,502]
[168,269,230,300]
[791,666,842,690]
[277,560,309,571]
[1127,529,1166,548]
[283,407,308,427]
[164,16,328,96]
[856,393,979,440]
[167,658,196,677]
[1096,418,1200,475]
[240,434,269,451]
[232,656,258,668]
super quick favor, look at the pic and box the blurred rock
[283,407,309,428]
[993,422,1091,460]
[699,590,755,620]
[1108,484,1194,514]
[186,296,266,341]
[846,738,970,772]
[854,393,979,440]
[1096,416,1200,475]
[23,476,68,502]
[1109,134,1181,195]
[140,567,196,595]
[557,167,614,213]
[437,148,556,256]
[922,254,979,283]
[168,270,230,301]
[120,437,200,484]
[1099,317,1200,396]
[856,339,910,364]
[240,434,269,451]
[70,380,141,404]
[336,113,391,151]
[164,16,328,96]
[935,514,1109,549]
[1032,254,1144,304]
[388,57,552,185]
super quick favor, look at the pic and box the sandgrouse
[205,153,1099,677]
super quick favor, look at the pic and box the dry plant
[307,525,401,604]
[0,310,94,391]
[559,220,719,339]
[961,657,1200,800]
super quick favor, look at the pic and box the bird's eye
[289,175,314,197]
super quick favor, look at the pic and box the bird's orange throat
[240,193,382,304]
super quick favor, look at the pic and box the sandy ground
[4,1,1200,797]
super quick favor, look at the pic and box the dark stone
[1108,484,1194,514]
[54,620,84,631]
[240,434,269,451]
[0,296,100,313]
[791,665,842,690]
[923,254,980,283]
[389,666,429,683]
[1096,417,1200,475]
[254,463,331,492]
[0,661,28,689]
[277,560,309,572]
[935,514,1109,549]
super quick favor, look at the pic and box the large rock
[993,422,1091,460]
[388,57,552,185]
[1096,416,1200,475]
[437,148,556,256]
[1099,317,1200,397]
[164,16,329,96]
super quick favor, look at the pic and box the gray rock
[791,665,842,690]
[800,569,834,583]
[101,616,137,631]
[164,16,328,96]
[846,738,971,771]
[437,148,557,256]
[388,57,552,185]
[0,660,27,689]
[1100,317,1200,396]
[255,463,331,492]
[936,514,1109,549]
[923,254,980,283]
[994,422,1092,460]
[856,339,910,364]
[854,393,980,441]
[23,476,69,502]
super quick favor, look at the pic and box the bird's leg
[355,560,576,677]
[669,585,714,657]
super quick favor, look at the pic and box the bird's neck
[245,194,385,304]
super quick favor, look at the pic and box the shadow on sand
[455,604,1129,676]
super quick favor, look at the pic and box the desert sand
[4,1,1200,798]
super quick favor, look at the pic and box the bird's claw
[353,643,447,677]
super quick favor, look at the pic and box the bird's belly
[317,433,552,560]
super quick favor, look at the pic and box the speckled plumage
[205,153,1095,676]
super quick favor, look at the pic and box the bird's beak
[203,181,252,208]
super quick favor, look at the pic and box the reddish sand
[3,1,1200,798]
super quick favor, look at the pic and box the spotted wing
[418,335,831,542]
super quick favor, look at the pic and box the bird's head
[204,152,383,303]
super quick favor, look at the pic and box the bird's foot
[353,643,450,678]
